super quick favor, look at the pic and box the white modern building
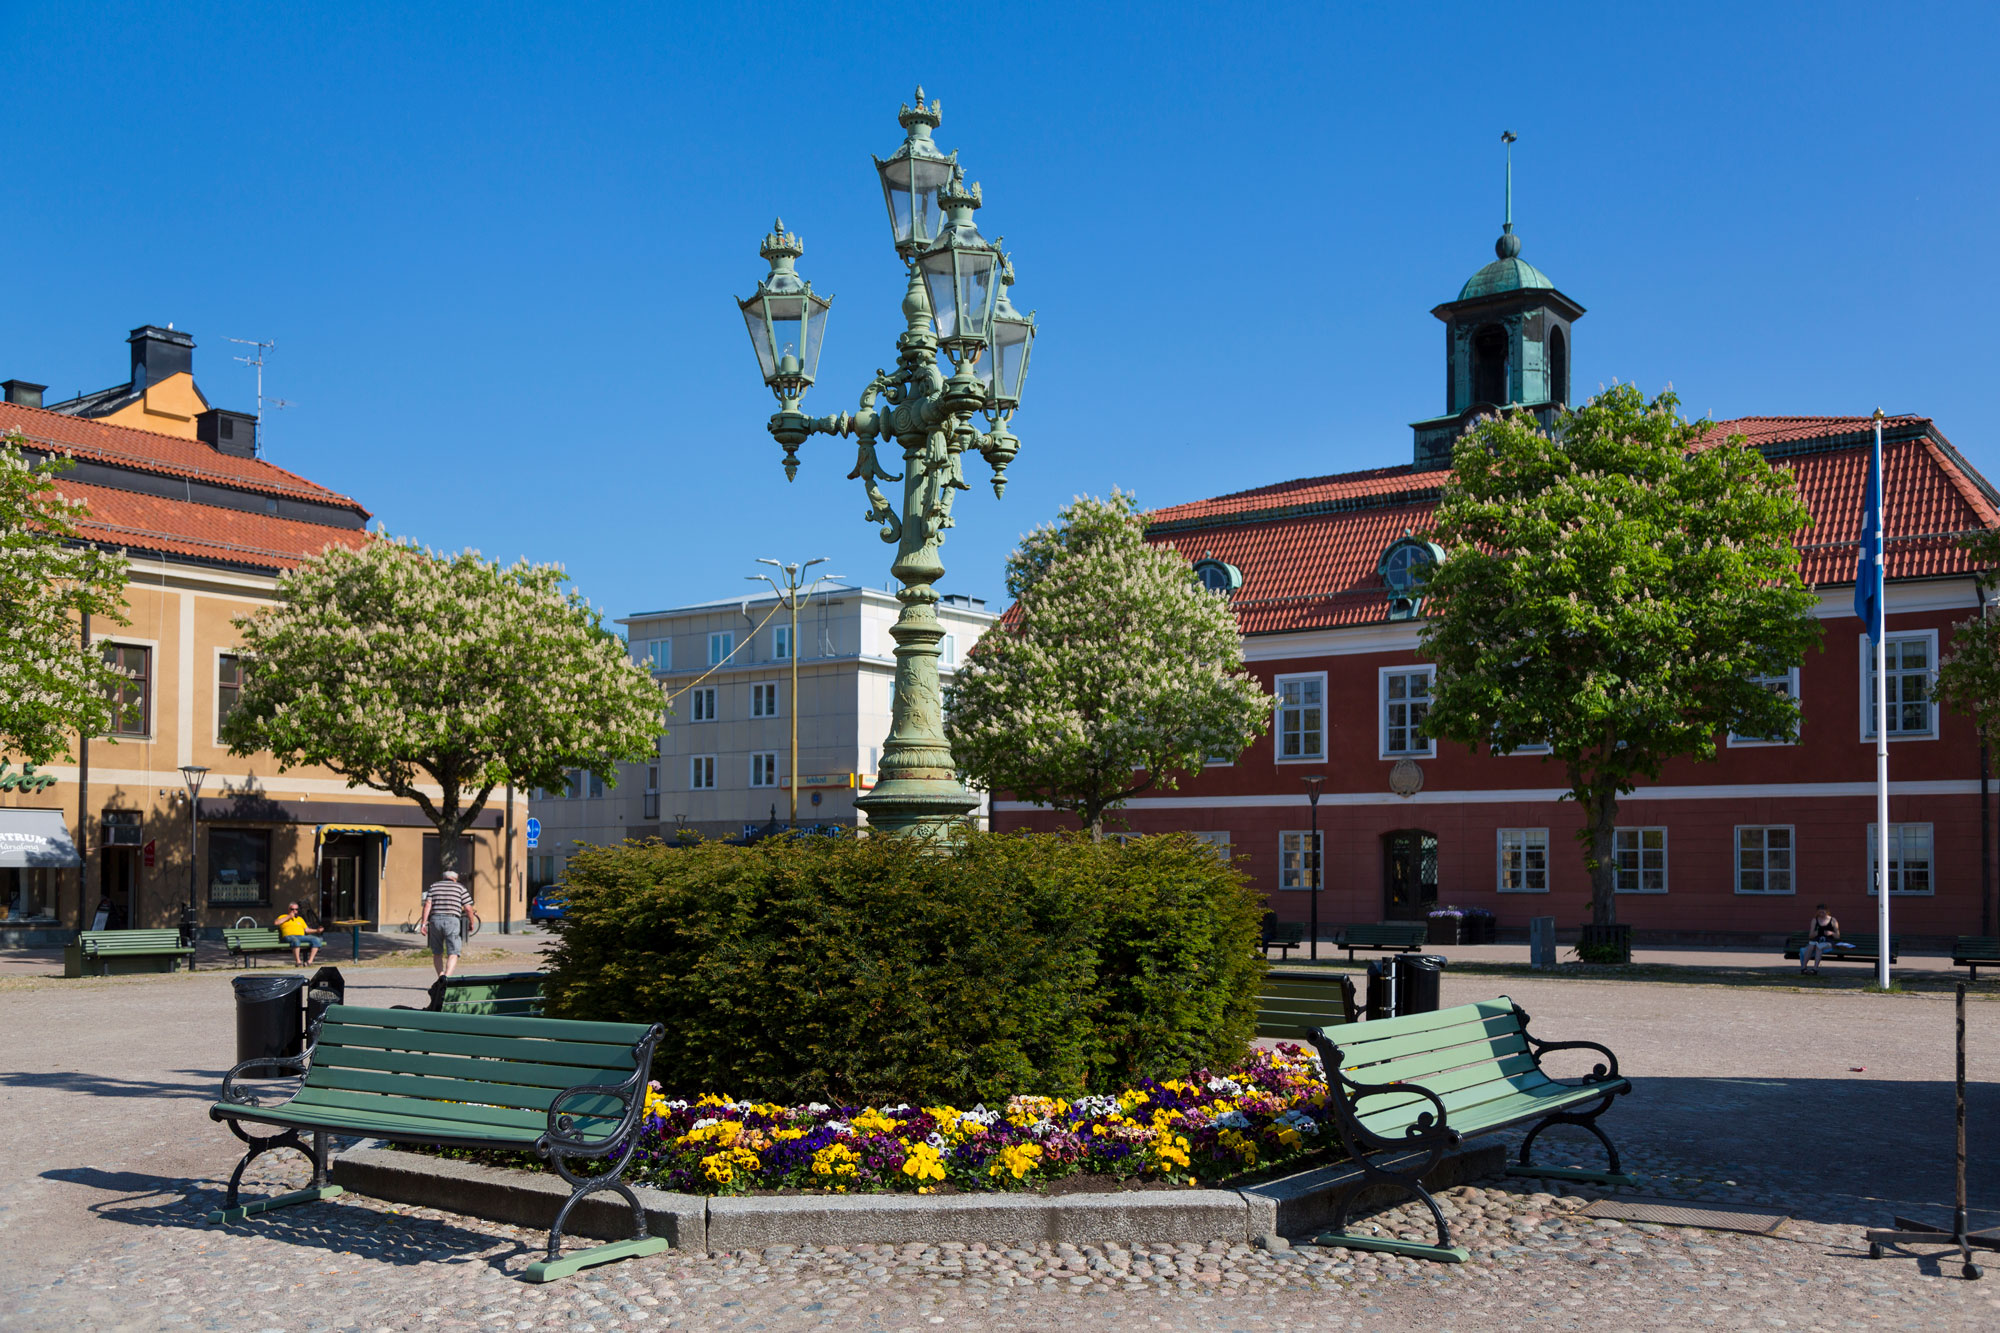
[527,583,996,885]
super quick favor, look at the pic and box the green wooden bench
[1256,971,1356,1039]
[429,971,545,1016]
[224,927,298,966]
[62,928,194,977]
[1953,937,2000,981]
[1304,996,1634,1263]
[1782,932,1899,965]
[1332,922,1429,960]
[206,1004,668,1282]
[1260,914,1306,960]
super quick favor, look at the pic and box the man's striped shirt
[425,880,472,920]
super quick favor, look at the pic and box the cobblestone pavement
[3,969,1997,1330]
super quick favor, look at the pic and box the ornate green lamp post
[737,90,1036,838]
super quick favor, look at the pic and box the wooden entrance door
[1382,830,1439,921]
[320,855,360,926]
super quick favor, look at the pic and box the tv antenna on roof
[227,337,297,455]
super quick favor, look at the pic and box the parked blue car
[527,889,567,922]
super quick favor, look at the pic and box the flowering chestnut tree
[945,492,1269,837]
[221,538,664,871]
[1421,385,1821,929]
[0,435,130,764]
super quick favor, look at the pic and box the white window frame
[1867,822,1935,896]
[749,751,779,788]
[1380,665,1436,759]
[1613,826,1668,894]
[689,755,717,790]
[643,765,660,821]
[751,682,779,718]
[773,626,791,661]
[1277,830,1322,890]
[1500,740,1553,756]
[1190,831,1232,863]
[98,635,159,740]
[1734,825,1796,895]
[1496,828,1549,892]
[1273,672,1326,764]
[941,633,957,667]
[646,639,672,672]
[214,647,249,742]
[587,770,606,799]
[690,686,717,722]
[709,631,735,667]
[1859,630,1937,741]
[1729,666,1802,747]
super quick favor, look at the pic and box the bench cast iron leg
[206,1124,344,1225]
[1510,1098,1640,1187]
[525,1133,669,1282]
[1310,1146,1470,1264]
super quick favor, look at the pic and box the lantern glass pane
[955,251,998,347]
[878,154,955,251]
[989,314,1033,403]
[921,249,961,341]
[800,290,830,382]
[764,291,807,375]
[741,297,776,382]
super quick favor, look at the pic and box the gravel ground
[2,966,1996,1330]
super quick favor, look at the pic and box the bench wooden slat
[305,1065,599,1114]
[320,1003,639,1047]
[316,1044,630,1091]
[1325,1008,1523,1065]
[1346,1030,1533,1087]
[291,1082,553,1130]
[1350,1052,1548,1123]
[315,1023,635,1070]
[253,1095,553,1142]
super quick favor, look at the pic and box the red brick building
[993,228,1999,943]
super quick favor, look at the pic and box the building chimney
[197,408,258,459]
[128,325,195,389]
[2,380,46,408]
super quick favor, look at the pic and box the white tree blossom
[0,435,130,764]
[945,491,1270,836]
[222,538,665,870]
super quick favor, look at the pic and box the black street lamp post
[1302,775,1325,961]
[179,764,208,947]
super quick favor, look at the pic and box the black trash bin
[304,966,346,1039]
[1394,953,1446,1016]
[233,973,307,1076]
[1364,958,1397,1021]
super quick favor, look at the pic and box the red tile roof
[0,398,366,510]
[54,480,373,571]
[1145,415,1999,636]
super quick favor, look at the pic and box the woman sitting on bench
[1800,904,1840,975]
[275,902,323,965]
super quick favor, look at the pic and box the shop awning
[0,809,82,867]
[317,824,392,843]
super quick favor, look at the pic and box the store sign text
[0,763,59,794]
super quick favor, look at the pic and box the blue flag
[1854,423,1885,641]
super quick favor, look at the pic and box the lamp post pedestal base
[854,779,979,840]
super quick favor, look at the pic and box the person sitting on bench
[1800,904,1840,975]
[275,902,323,965]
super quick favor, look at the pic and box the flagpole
[1873,408,1891,991]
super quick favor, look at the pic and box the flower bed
[412,1045,1339,1197]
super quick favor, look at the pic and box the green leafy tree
[1422,385,1821,926]
[222,538,665,871]
[1935,530,2000,743]
[945,491,1270,838]
[0,434,130,764]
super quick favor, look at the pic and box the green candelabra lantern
[736,89,1036,839]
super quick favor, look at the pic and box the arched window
[1471,324,1508,406]
[1192,559,1242,595]
[1548,325,1568,406]
[1378,538,1443,620]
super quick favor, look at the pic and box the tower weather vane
[1501,130,1518,232]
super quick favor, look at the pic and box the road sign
[142,839,156,868]
[525,818,540,850]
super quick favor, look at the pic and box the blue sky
[7,2,1995,619]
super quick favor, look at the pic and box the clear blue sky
[8,2,1995,619]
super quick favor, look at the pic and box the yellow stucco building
[0,327,526,945]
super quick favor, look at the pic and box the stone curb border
[330,1142,1506,1254]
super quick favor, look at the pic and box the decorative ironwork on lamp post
[737,90,1036,839]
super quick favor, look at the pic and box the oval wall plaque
[1389,759,1425,797]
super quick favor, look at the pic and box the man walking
[419,869,478,977]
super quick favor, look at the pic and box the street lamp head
[738,218,833,409]
[874,88,958,261]
[918,168,1000,371]
[1301,774,1326,805]
[179,764,209,797]
[980,257,1036,414]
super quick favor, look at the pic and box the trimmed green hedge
[542,830,1265,1106]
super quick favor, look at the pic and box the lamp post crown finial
[761,219,804,264]
[937,167,981,213]
[899,87,942,133]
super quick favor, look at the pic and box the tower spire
[1497,131,1520,259]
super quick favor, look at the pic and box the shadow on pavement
[50,1164,522,1271]
[0,1068,223,1100]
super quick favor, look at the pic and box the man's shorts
[291,934,324,951]
[427,919,464,957]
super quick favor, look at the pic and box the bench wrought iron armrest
[542,1024,664,1156]
[1524,1036,1621,1084]
[217,1051,311,1108]
[1335,1074,1456,1143]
